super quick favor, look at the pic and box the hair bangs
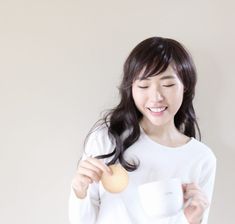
[136,46,173,81]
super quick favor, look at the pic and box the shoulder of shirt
[191,137,217,164]
[87,124,110,141]
[84,124,115,157]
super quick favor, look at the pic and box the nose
[150,88,164,102]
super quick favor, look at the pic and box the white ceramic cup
[138,178,184,218]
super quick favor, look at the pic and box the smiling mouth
[148,107,168,112]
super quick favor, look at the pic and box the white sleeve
[68,183,100,224]
[181,153,217,224]
[68,127,115,224]
[199,155,217,224]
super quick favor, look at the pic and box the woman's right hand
[71,157,112,199]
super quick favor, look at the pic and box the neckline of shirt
[139,124,195,150]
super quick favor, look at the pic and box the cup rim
[138,178,182,189]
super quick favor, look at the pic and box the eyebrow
[160,75,176,80]
[140,75,176,81]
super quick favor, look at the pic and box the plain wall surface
[0,0,234,223]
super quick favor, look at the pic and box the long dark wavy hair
[82,36,201,172]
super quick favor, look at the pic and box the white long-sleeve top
[68,125,217,224]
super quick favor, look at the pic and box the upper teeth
[149,107,166,112]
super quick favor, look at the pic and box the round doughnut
[101,164,129,193]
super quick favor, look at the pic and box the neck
[140,118,181,141]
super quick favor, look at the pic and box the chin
[145,118,170,127]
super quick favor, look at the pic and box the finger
[184,183,201,190]
[78,166,101,182]
[72,175,91,190]
[182,184,188,192]
[184,189,203,199]
[184,196,193,208]
[188,197,207,210]
[184,187,207,200]
[191,195,210,208]
[79,160,103,177]
[77,174,93,186]
[182,183,199,192]
[86,157,112,174]
[184,195,209,209]
[71,176,90,199]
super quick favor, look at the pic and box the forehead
[137,64,178,81]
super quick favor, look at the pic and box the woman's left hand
[182,183,209,224]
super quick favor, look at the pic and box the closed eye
[138,86,148,89]
[163,84,175,87]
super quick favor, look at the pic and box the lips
[148,107,168,112]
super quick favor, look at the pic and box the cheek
[170,82,184,95]
[170,86,184,106]
[132,88,147,107]
[174,87,184,98]
[132,91,144,105]
[131,87,136,101]
[131,88,138,104]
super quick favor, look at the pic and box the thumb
[182,183,188,190]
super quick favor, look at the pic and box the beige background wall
[0,0,234,223]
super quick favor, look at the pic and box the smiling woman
[69,36,216,224]
[132,64,186,140]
